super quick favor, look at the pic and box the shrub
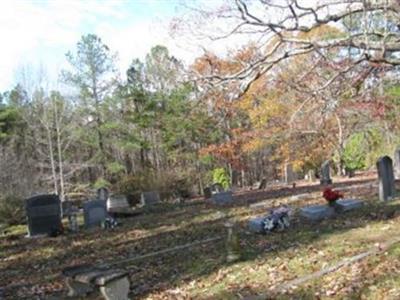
[212,168,230,190]
[0,195,25,226]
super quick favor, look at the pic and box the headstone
[394,147,400,180]
[335,199,363,212]
[307,170,316,182]
[284,163,297,183]
[83,200,107,228]
[107,195,130,213]
[320,160,332,185]
[377,156,396,201]
[97,187,109,202]
[211,191,233,205]
[203,187,212,199]
[258,178,267,190]
[25,194,62,236]
[248,217,265,233]
[300,205,335,221]
[140,191,160,206]
[225,221,241,262]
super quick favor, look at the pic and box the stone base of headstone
[211,191,233,205]
[320,179,332,185]
[300,205,335,221]
[248,217,265,233]
[63,265,129,300]
[66,277,93,297]
[335,199,363,212]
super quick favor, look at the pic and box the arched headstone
[320,160,332,185]
[97,187,109,202]
[376,156,396,201]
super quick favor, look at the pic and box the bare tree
[179,0,400,96]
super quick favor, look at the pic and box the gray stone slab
[107,195,130,212]
[300,205,335,221]
[140,191,160,206]
[248,217,264,233]
[211,191,233,205]
[335,199,363,212]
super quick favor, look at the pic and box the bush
[0,195,25,226]
[212,168,230,190]
[342,133,367,172]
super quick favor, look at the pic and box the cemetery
[1,163,400,299]
[2,1,400,299]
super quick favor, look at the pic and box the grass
[1,180,400,299]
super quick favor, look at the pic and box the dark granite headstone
[258,178,267,190]
[320,160,332,185]
[377,156,396,201]
[83,200,107,228]
[203,187,212,199]
[25,194,62,236]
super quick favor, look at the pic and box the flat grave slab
[248,217,265,233]
[335,199,363,212]
[300,205,335,221]
[211,191,233,205]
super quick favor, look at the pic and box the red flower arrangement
[322,187,343,205]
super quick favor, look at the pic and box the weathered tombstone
[211,191,233,205]
[97,187,109,202]
[284,163,297,184]
[394,147,400,180]
[320,160,332,185]
[258,178,267,190]
[25,194,62,237]
[307,170,316,183]
[203,187,212,199]
[140,191,160,206]
[107,195,130,213]
[377,156,396,201]
[300,205,335,221]
[83,200,108,228]
[225,221,241,262]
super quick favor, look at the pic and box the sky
[0,0,206,91]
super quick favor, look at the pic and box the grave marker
[377,156,396,201]
[83,200,107,228]
[211,191,233,205]
[25,194,62,236]
[300,205,335,221]
[140,191,160,206]
[320,160,332,185]
[335,199,363,212]
[395,147,400,180]
[97,187,109,202]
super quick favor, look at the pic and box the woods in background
[1,1,400,208]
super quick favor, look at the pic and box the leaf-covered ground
[1,175,400,299]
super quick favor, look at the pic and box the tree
[179,0,400,98]
[62,34,118,177]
